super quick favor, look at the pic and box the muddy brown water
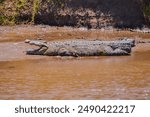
[0,26,150,100]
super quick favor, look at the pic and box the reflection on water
[0,51,150,100]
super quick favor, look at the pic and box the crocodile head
[25,39,48,55]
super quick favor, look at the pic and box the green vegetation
[0,16,17,25]
[0,0,35,25]
[0,16,6,25]
[142,0,150,22]
[0,0,20,25]
[0,0,148,26]
[32,0,40,23]
[0,0,5,3]
[52,0,65,8]
[0,0,65,25]
[16,0,26,10]
[143,5,150,19]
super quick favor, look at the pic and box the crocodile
[25,39,135,57]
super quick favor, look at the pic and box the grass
[32,0,40,23]
[0,0,32,25]
[0,16,16,25]
[16,0,26,10]
[0,0,23,25]
[0,0,65,25]
[0,0,66,25]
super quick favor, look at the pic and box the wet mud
[0,25,150,99]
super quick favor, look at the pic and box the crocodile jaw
[26,46,48,55]
[26,48,40,55]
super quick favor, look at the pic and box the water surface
[0,26,150,99]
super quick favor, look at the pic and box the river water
[0,26,150,99]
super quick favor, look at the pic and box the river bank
[1,25,150,42]
[0,25,150,99]
[0,0,148,28]
[0,25,150,60]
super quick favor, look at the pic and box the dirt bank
[0,0,148,28]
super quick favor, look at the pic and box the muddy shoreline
[0,25,150,61]
[1,25,150,43]
[0,25,150,100]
